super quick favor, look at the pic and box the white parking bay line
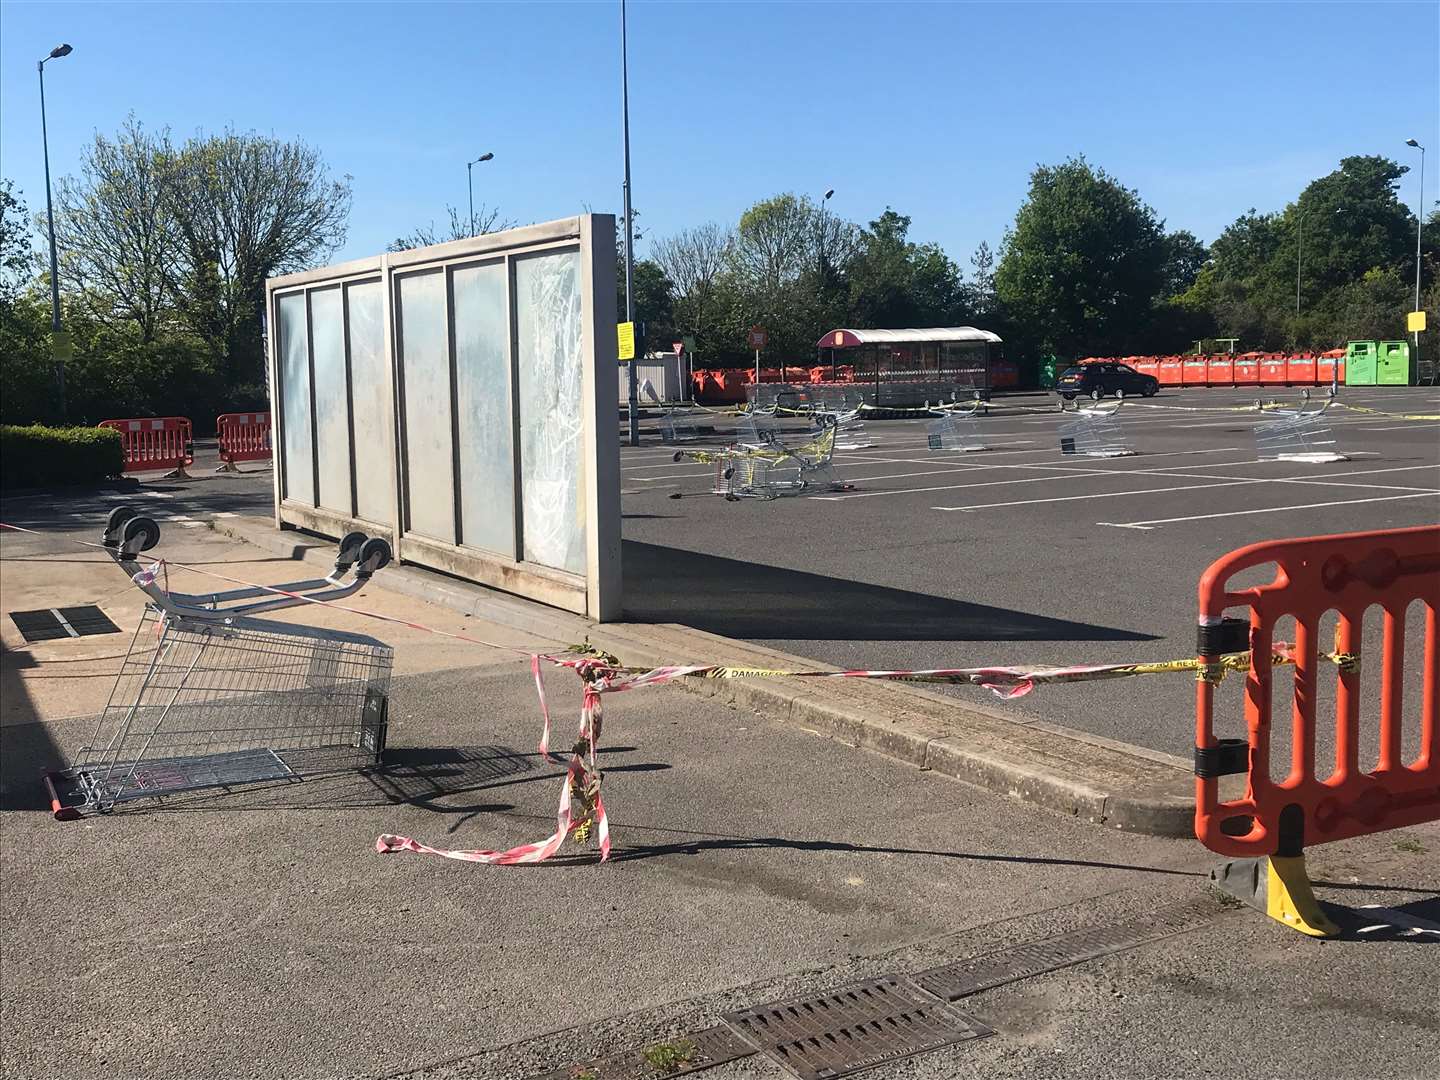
[1099,492,1438,530]
[936,478,1264,511]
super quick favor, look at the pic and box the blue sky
[2,0,1436,270]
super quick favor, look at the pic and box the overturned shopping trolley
[660,407,699,444]
[672,425,847,500]
[1254,393,1348,464]
[44,510,395,819]
[927,400,990,453]
[1059,401,1135,458]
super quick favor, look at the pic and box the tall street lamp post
[1406,138,1426,353]
[621,0,638,445]
[466,152,493,237]
[38,42,72,418]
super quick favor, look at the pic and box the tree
[651,222,734,359]
[846,208,964,329]
[1159,230,1208,298]
[387,204,508,252]
[994,157,1168,359]
[731,193,818,294]
[964,241,998,323]
[0,178,34,299]
[53,117,173,340]
[160,129,351,388]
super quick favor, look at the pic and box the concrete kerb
[209,514,1194,838]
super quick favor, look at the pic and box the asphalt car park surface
[620,386,1440,758]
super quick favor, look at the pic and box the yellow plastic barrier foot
[1210,854,1340,938]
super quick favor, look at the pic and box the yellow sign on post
[1408,311,1426,333]
[617,321,636,361]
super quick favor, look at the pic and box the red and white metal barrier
[216,411,272,472]
[98,417,193,478]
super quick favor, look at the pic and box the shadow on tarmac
[622,540,1160,642]
[0,644,66,812]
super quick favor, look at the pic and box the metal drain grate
[914,896,1222,1002]
[525,1024,754,1080]
[722,975,992,1080]
[9,605,121,642]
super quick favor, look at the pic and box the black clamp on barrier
[1195,737,1249,778]
[1197,617,1249,656]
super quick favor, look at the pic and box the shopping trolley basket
[44,509,395,819]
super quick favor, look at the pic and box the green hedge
[0,425,125,490]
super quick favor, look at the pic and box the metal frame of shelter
[815,327,1003,407]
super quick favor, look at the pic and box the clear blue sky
[2,0,1436,269]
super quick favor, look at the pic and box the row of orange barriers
[98,412,271,476]
[1082,353,1347,388]
[1195,525,1439,936]
[692,362,1021,402]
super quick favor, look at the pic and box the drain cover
[914,896,1221,1002]
[10,606,121,642]
[526,1024,753,1080]
[723,974,991,1080]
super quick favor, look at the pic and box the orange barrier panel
[1206,357,1234,386]
[1182,357,1209,385]
[216,411,271,471]
[1286,356,1317,386]
[1158,359,1184,385]
[1196,526,1440,934]
[1134,359,1159,379]
[1317,355,1345,384]
[1233,358,1260,385]
[98,417,193,477]
[1258,356,1289,385]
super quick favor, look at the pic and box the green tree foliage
[994,157,1169,359]
[845,209,965,329]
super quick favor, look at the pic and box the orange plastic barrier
[216,412,272,470]
[1158,359,1184,385]
[1317,355,1345,384]
[1258,355,1289,385]
[1195,525,1440,862]
[1286,356,1317,386]
[1182,357,1209,385]
[1206,357,1234,386]
[98,417,193,477]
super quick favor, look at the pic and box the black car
[1055,362,1159,400]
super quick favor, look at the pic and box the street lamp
[621,0,638,445]
[38,41,72,418]
[817,188,835,278]
[466,151,493,236]
[1406,138,1425,350]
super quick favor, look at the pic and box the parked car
[1056,363,1159,400]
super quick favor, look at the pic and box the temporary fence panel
[266,216,621,620]
[1058,403,1135,457]
[216,412,273,469]
[1286,357,1317,386]
[1195,525,1440,858]
[99,417,193,476]
[1158,359,1184,385]
[1206,358,1235,386]
[1182,357,1209,385]
[1258,356,1289,385]
[1254,398,1347,463]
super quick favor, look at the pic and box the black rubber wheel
[722,466,734,480]
[359,536,392,571]
[123,516,161,552]
[1114,388,1126,400]
[1089,388,1104,401]
[672,451,684,462]
[337,531,368,563]
[1143,385,1157,397]
[106,506,138,533]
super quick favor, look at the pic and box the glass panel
[397,271,455,543]
[452,262,515,556]
[346,281,394,525]
[277,292,313,505]
[310,287,351,514]
[515,249,584,574]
